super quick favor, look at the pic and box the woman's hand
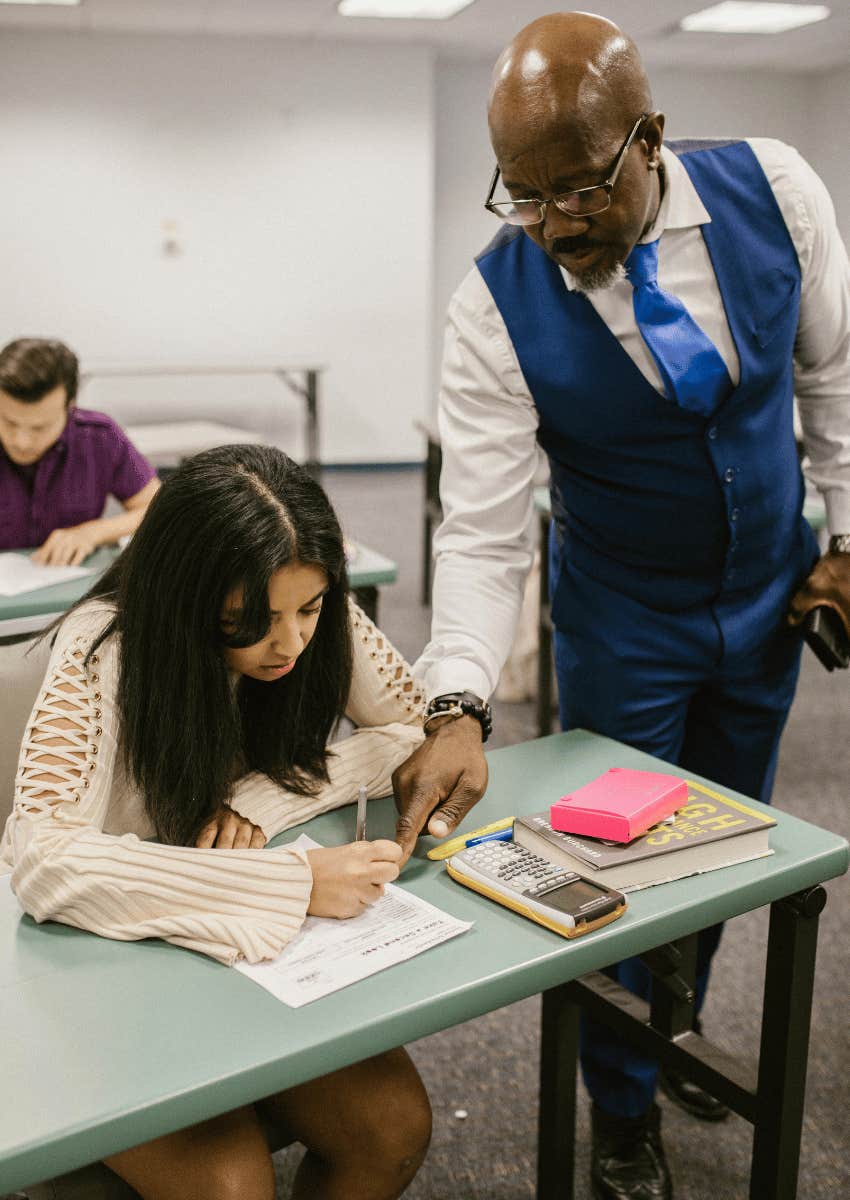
[195,806,267,849]
[306,840,403,918]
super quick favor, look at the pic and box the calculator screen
[546,878,610,914]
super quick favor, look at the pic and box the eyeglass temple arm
[484,163,501,209]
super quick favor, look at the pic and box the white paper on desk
[0,552,95,596]
[235,836,472,1007]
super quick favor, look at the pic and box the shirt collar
[642,145,710,240]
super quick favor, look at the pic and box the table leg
[421,437,442,607]
[422,508,433,608]
[276,368,320,479]
[750,886,827,1200]
[304,369,320,480]
[537,984,580,1200]
[353,586,379,625]
[537,514,554,738]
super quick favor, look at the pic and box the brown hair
[0,338,79,405]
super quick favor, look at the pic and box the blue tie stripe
[626,240,732,418]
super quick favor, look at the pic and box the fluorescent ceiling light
[0,0,80,6]
[338,0,475,18]
[681,2,830,33]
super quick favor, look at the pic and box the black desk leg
[538,984,580,1200]
[537,513,555,739]
[750,886,827,1200]
[421,438,442,607]
[305,369,320,481]
[353,586,379,626]
[422,507,433,608]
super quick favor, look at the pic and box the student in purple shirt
[0,338,159,565]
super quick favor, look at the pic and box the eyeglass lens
[491,185,611,225]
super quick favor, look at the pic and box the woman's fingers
[195,809,265,849]
[195,820,218,849]
[231,818,254,850]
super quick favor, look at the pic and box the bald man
[395,12,850,1199]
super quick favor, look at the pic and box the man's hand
[392,714,488,863]
[196,807,267,849]
[788,552,850,638]
[33,523,99,567]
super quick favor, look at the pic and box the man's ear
[642,111,665,170]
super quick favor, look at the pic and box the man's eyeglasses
[484,114,648,226]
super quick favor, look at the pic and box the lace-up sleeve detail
[1,604,314,967]
[228,602,425,840]
[14,628,110,824]
[346,600,426,728]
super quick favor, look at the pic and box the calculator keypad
[460,841,580,899]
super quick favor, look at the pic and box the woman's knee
[193,1158,275,1200]
[350,1059,432,1177]
[105,1105,275,1200]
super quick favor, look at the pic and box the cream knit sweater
[0,598,425,965]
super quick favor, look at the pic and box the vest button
[724,467,735,483]
[730,508,740,521]
[707,426,718,440]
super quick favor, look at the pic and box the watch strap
[829,534,850,555]
[425,691,493,742]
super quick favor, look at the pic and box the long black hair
[76,444,352,846]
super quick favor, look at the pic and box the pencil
[356,784,368,841]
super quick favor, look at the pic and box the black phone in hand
[803,606,850,671]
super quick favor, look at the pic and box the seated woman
[0,444,431,1200]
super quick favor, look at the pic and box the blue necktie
[626,240,732,418]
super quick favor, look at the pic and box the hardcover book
[515,781,775,892]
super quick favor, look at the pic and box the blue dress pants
[552,560,804,1118]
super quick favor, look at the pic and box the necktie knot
[624,237,732,418]
[626,240,659,289]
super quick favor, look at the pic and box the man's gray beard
[563,260,627,295]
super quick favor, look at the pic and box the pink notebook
[550,768,688,843]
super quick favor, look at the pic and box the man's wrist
[424,691,493,743]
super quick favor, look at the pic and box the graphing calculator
[446,840,626,939]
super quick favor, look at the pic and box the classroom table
[0,729,845,1198]
[0,540,397,642]
[81,362,324,480]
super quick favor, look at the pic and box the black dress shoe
[658,1017,730,1121]
[658,1066,729,1121]
[591,1102,672,1200]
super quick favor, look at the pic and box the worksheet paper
[235,836,472,1007]
[0,552,95,596]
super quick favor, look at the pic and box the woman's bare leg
[103,1105,275,1200]
[258,1047,431,1200]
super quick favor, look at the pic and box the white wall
[0,32,434,463]
[809,65,850,248]
[432,58,494,401]
[1,33,845,457]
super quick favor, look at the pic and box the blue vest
[476,139,817,648]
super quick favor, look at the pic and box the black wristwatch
[424,691,493,743]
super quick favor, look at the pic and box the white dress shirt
[414,139,850,702]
